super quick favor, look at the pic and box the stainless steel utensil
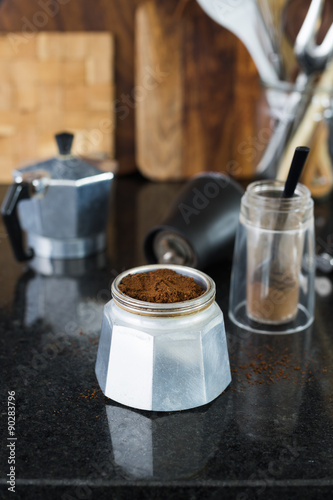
[196,0,281,84]
[257,0,333,177]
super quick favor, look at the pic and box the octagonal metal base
[95,300,231,412]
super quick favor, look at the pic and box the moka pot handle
[1,182,34,262]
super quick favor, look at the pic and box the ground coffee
[118,268,205,303]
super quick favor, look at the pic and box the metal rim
[111,264,216,317]
[244,180,313,211]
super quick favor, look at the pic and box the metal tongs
[256,0,333,177]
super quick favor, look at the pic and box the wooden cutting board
[135,0,264,181]
[0,32,115,183]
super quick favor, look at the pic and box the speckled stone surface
[0,177,333,500]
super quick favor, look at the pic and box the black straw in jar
[282,146,310,198]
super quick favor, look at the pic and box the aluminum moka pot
[1,132,113,262]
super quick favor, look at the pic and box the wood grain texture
[301,121,333,200]
[0,0,264,182]
[0,32,115,182]
[136,1,183,180]
[135,0,262,181]
[0,0,143,175]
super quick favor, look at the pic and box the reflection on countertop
[106,389,232,480]
[1,177,333,499]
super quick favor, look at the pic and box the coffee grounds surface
[118,268,205,303]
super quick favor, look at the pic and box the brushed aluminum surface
[95,265,231,412]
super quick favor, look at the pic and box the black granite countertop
[1,175,333,500]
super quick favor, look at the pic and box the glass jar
[256,80,333,199]
[229,180,315,334]
[95,264,231,411]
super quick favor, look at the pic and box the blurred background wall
[0,0,267,183]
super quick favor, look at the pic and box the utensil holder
[258,75,333,199]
